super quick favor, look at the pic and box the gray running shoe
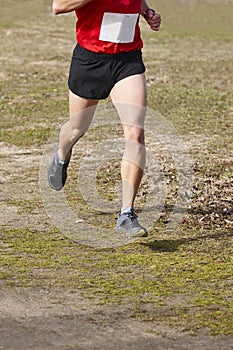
[48,151,71,191]
[116,208,148,237]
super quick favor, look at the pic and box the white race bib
[99,12,138,43]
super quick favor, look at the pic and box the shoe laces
[123,209,138,221]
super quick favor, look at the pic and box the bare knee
[70,127,85,143]
[124,125,145,145]
[60,122,86,145]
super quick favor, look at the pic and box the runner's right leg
[59,90,98,160]
[48,90,98,190]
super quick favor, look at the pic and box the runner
[48,0,161,237]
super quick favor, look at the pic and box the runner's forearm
[141,0,151,15]
[52,0,91,15]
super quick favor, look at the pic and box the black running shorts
[68,44,145,100]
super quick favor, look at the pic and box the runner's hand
[145,10,161,31]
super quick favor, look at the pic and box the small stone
[199,260,209,265]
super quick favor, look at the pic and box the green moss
[1,227,232,334]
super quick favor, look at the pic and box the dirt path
[0,288,232,350]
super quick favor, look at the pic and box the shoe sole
[48,175,63,191]
[116,227,148,238]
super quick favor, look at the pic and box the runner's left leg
[110,74,147,210]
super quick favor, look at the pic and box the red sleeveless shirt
[75,0,143,54]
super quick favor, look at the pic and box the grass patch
[148,86,233,136]
[145,0,233,41]
[0,227,232,334]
